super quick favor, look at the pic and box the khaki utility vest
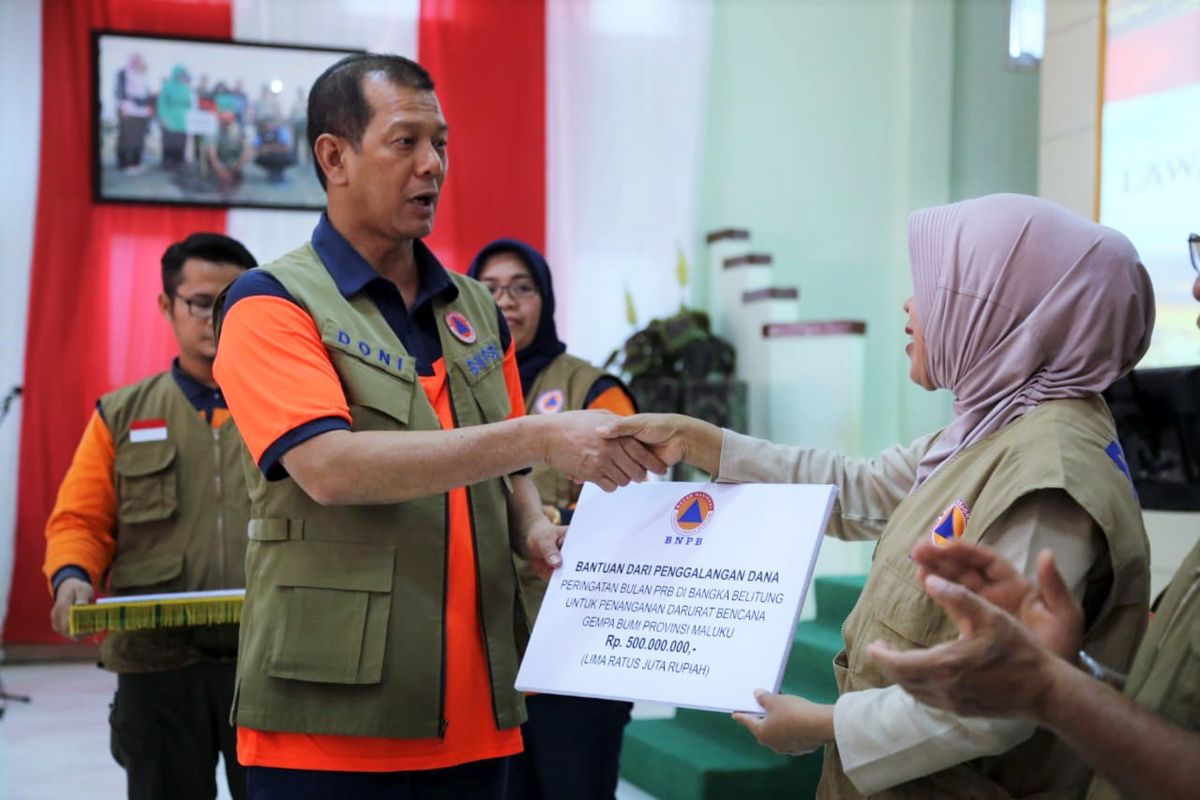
[518,353,611,621]
[99,372,249,673]
[819,398,1150,800]
[221,243,528,739]
[1086,539,1200,800]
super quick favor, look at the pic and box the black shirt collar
[170,358,224,409]
[310,213,458,311]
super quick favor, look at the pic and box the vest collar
[311,213,458,312]
[170,358,225,411]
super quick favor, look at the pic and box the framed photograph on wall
[94,31,362,211]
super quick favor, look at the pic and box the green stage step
[621,717,824,800]
[620,574,866,800]
[813,575,867,627]
[780,621,845,704]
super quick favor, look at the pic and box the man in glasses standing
[43,232,258,800]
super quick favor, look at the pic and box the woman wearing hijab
[468,239,637,800]
[600,194,1155,799]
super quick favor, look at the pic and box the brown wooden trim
[742,287,799,303]
[723,253,772,268]
[705,228,750,244]
[763,320,867,338]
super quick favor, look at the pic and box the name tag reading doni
[516,481,835,714]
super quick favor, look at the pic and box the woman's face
[477,253,542,351]
[904,296,936,391]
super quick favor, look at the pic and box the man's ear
[158,291,172,322]
[314,133,350,188]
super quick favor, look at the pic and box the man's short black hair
[307,53,436,190]
[161,232,257,295]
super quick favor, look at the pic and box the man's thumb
[924,573,987,637]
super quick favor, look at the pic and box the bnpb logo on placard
[667,491,715,546]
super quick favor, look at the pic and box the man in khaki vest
[868,239,1200,799]
[44,232,257,800]
[211,54,664,799]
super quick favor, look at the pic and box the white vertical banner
[0,0,42,644]
[228,0,422,263]
[547,0,714,364]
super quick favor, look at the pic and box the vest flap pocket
[334,353,415,426]
[475,381,512,423]
[109,551,184,591]
[266,541,394,685]
[454,340,505,387]
[467,365,512,424]
[274,541,394,591]
[873,565,945,647]
[115,441,177,476]
[114,442,178,524]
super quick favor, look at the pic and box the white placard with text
[516,481,836,713]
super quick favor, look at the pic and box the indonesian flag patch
[129,418,168,443]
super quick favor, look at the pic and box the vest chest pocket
[866,564,948,650]
[265,540,395,685]
[459,356,511,424]
[109,551,184,594]
[115,442,179,524]
[334,353,415,429]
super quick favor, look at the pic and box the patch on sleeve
[1105,440,1138,499]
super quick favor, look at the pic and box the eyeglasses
[173,292,217,319]
[483,281,539,302]
[1190,233,1199,273]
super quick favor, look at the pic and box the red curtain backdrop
[418,0,546,271]
[4,0,231,644]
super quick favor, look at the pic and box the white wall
[1038,0,1102,217]
[226,0,421,260]
[0,0,42,644]
[1039,0,1200,589]
[546,0,713,366]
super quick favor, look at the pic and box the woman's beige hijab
[908,193,1155,486]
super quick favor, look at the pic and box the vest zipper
[212,427,225,587]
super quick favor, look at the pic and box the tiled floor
[0,661,658,799]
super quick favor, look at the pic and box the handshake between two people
[545,411,722,491]
[519,412,723,581]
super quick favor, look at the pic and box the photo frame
[94,30,362,211]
